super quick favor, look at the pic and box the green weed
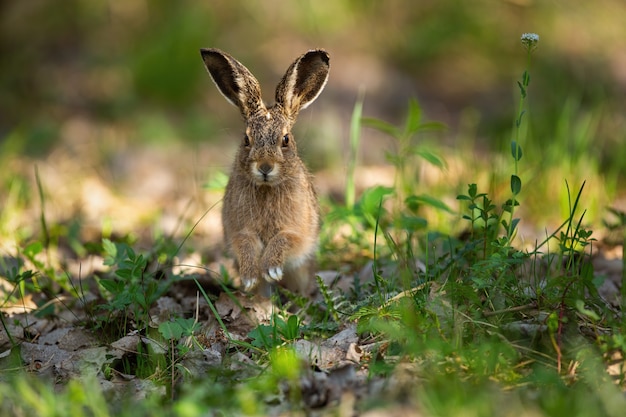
[248,314,301,350]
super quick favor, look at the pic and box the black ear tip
[200,49,213,61]
[319,51,330,65]
[301,49,330,70]
[200,48,225,59]
[309,49,329,63]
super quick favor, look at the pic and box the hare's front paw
[241,276,259,292]
[263,266,283,282]
[239,263,261,292]
[260,253,284,282]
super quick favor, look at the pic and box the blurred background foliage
[1,0,625,242]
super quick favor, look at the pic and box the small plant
[457,183,503,258]
[248,313,302,350]
[321,97,450,278]
[158,317,201,342]
[362,98,446,204]
[505,33,539,243]
[96,238,171,337]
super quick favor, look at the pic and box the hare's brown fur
[200,48,329,294]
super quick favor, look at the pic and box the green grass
[2,31,626,417]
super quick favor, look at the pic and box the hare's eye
[281,134,289,147]
[244,135,250,147]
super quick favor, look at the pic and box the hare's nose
[259,162,273,175]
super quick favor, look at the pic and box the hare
[200,48,330,295]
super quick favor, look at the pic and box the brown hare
[200,48,330,295]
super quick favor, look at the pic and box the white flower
[520,33,539,50]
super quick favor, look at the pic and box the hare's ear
[200,48,266,119]
[275,49,330,120]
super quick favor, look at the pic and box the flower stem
[507,34,539,244]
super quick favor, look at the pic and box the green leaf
[516,110,526,127]
[468,183,478,199]
[511,175,522,195]
[178,318,200,336]
[125,245,137,262]
[158,321,184,340]
[575,300,600,321]
[403,98,422,136]
[506,218,521,237]
[384,151,401,165]
[115,269,134,280]
[248,324,277,349]
[413,147,447,169]
[361,117,399,138]
[281,315,301,341]
[503,198,520,209]
[517,81,526,99]
[406,195,455,214]
[102,238,117,259]
[398,214,427,231]
[356,185,394,219]
[510,141,523,161]
[98,278,122,294]
[24,241,43,258]
[418,121,447,131]
[34,302,56,318]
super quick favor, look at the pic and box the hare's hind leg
[283,257,316,295]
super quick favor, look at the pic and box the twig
[482,303,536,317]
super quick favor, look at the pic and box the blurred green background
[1,0,625,243]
